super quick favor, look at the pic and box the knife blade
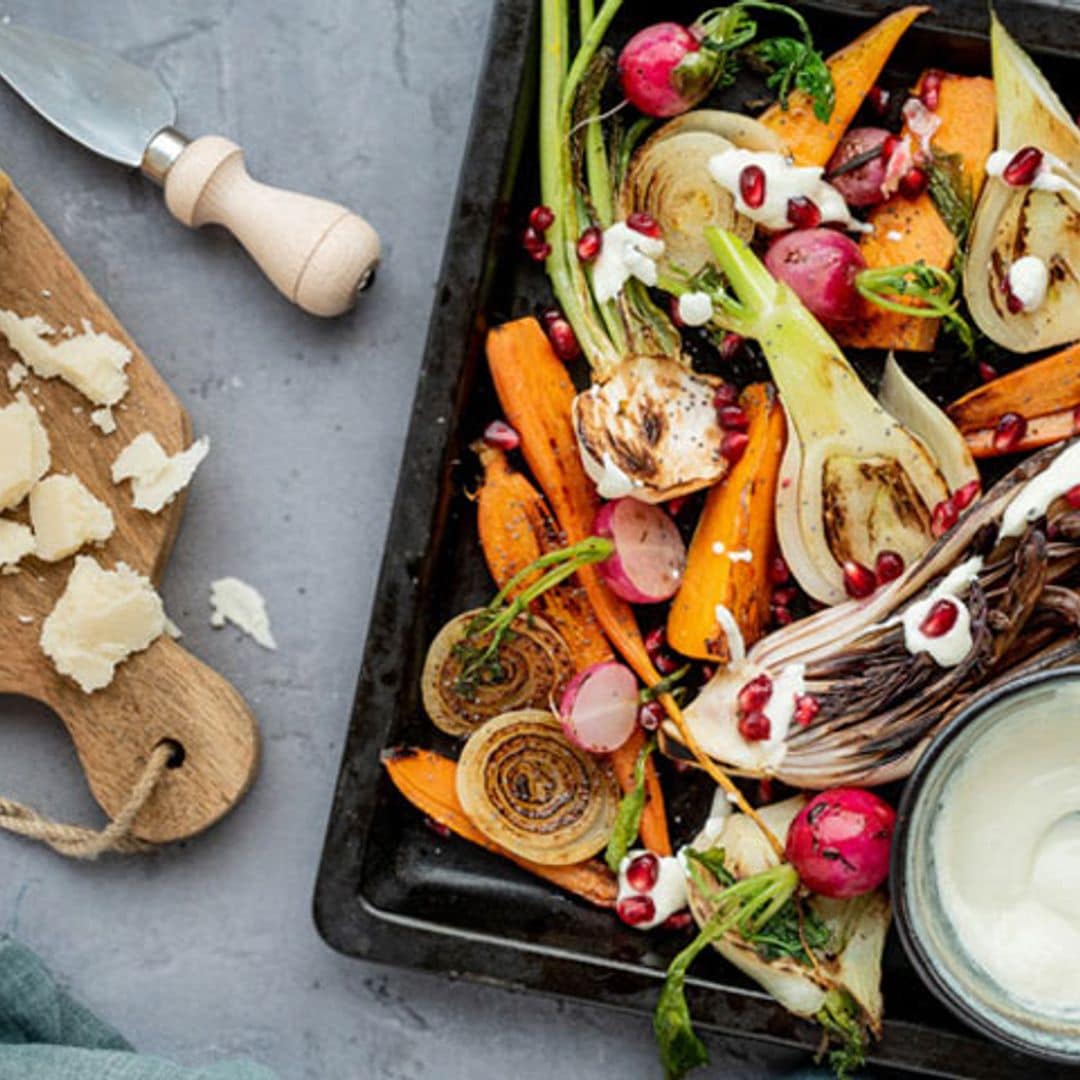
[0,21,379,317]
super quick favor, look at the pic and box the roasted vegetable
[966,14,1080,352]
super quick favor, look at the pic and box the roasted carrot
[667,385,786,662]
[961,408,1079,459]
[383,748,617,908]
[475,442,613,671]
[838,73,996,352]
[486,319,784,858]
[759,6,929,167]
[948,344,1080,433]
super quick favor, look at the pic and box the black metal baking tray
[315,3,1080,1075]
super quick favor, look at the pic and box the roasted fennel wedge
[965,13,1080,351]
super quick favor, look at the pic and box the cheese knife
[0,21,380,317]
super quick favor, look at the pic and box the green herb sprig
[604,737,656,872]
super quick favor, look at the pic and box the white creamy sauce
[581,447,639,500]
[760,663,806,759]
[708,149,868,233]
[902,97,942,156]
[713,603,746,665]
[677,290,714,327]
[986,147,1080,203]
[591,222,665,303]
[999,440,1080,539]
[617,849,689,930]
[1007,255,1050,312]
[897,556,983,668]
[696,787,733,849]
[933,678,1080,1011]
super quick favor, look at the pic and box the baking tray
[314,3,1080,1075]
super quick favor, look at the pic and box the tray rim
[314,3,1079,1076]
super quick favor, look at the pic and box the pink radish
[617,22,717,118]
[594,499,687,604]
[764,228,867,325]
[785,788,897,899]
[559,662,639,754]
[825,128,892,208]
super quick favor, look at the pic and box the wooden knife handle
[163,135,380,317]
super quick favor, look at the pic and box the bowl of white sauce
[893,667,1080,1063]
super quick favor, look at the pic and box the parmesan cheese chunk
[30,474,115,562]
[41,556,165,693]
[112,432,210,514]
[6,361,27,390]
[0,311,131,406]
[0,394,50,512]
[90,406,116,435]
[0,518,35,573]
[210,577,276,650]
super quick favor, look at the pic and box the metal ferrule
[141,126,190,185]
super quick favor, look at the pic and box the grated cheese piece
[0,393,50,512]
[6,361,27,390]
[111,432,210,514]
[29,474,115,562]
[0,518,35,573]
[210,577,276,650]
[90,407,116,435]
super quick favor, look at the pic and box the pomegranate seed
[953,479,981,511]
[875,550,906,584]
[738,674,774,715]
[919,598,960,638]
[932,497,959,538]
[920,69,944,111]
[666,496,688,517]
[654,651,680,676]
[617,894,657,926]
[842,560,877,599]
[668,295,685,327]
[738,710,772,741]
[638,700,666,732]
[772,586,799,607]
[769,556,791,585]
[794,694,821,728]
[1064,484,1080,510]
[713,383,739,408]
[1002,146,1044,187]
[522,225,545,254]
[644,626,666,658]
[663,911,694,931]
[993,412,1028,454]
[528,204,554,232]
[977,361,998,383]
[424,816,452,839]
[700,664,717,682]
[717,404,750,431]
[529,242,552,263]
[538,305,562,327]
[577,225,602,262]
[757,777,775,803]
[739,165,767,209]
[546,317,580,361]
[483,420,520,451]
[1003,275,1025,315]
[625,852,660,892]
[771,605,794,627]
[721,431,750,464]
[868,85,891,116]
[898,167,929,199]
[882,134,901,163]
[626,211,662,238]
[786,196,822,229]
[718,332,745,362]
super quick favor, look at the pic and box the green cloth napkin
[0,935,276,1079]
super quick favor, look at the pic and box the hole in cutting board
[156,738,186,770]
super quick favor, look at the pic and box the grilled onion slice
[422,610,573,737]
[456,710,620,866]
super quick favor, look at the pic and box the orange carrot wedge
[838,72,996,352]
[667,384,786,662]
[961,408,1079,459]
[485,318,671,857]
[947,344,1080,433]
[476,442,612,671]
[759,5,929,167]
[383,748,617,908]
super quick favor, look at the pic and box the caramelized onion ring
[422,610,573,737]
[456,710,619,866]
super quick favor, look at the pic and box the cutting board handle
[163,135,380,318]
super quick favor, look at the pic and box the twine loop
[0,743,173,859]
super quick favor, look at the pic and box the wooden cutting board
[0,174,259,844]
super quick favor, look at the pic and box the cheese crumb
[112,432,210,514]
[90,407,116,435]
[6,361,27,390]
[40,556,165,693]
[0,519,35,573]
[210,577,276,650]
[0,310,131,406]
[0,394,51,512]
[29,474,115,562]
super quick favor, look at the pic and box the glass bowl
[892,667,1080,1065]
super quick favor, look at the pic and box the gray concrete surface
[0,3,812,1077]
